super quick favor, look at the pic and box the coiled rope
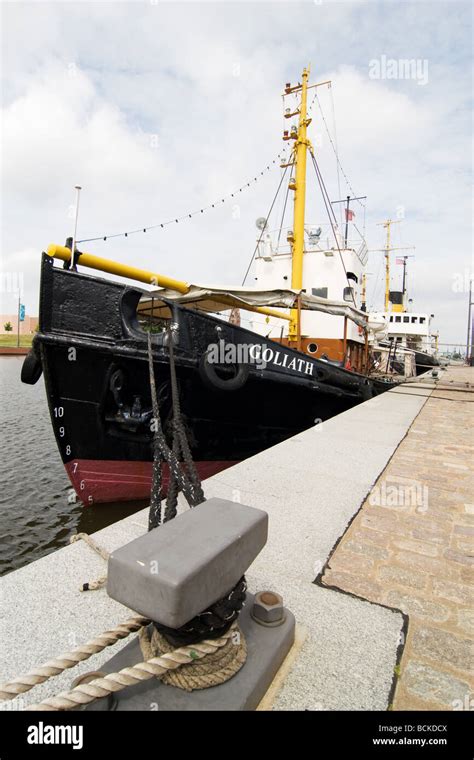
[139,621,246,692]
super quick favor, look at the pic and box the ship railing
[256,223,367,264]
[257,238,366,258]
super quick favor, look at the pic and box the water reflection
[0,358,148,576]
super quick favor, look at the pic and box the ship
[21,67,407,505]
[367,221,439,376]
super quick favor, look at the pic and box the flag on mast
[345,208,355,222]
[395,258,404,265]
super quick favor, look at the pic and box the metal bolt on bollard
[251,591,285,627]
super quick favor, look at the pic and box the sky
[1,0,472,347]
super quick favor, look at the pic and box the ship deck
[1,364,472,711]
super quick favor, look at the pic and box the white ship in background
[367,220,439,376]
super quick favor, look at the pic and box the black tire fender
[21,349,42,385]
[198,350,250,392]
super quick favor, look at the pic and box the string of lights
[76,153,283,244]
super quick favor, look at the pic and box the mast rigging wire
[368,250,384,311]
[311,91,365,210]
[311,155,339,229]
[310,152,357,308]
[241,166,289,286]
[276,178,291,249]
[308,85,368,251]
[329,85,344,230]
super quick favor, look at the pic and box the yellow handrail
[47,244,189,293]
[46,244,291,322]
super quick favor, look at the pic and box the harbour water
[0,357,147,576]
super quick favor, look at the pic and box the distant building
[0,314,38,335]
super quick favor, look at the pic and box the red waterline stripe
[65,459,238,505]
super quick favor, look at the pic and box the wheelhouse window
[403,316,410,323]
[420,317,426,324]
[389,315,394,322]
[395,316,401,323]
[343,286,354,302]
[312,287,328,299]
[411,317,418,323]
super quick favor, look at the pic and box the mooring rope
[165,331,205,519]
[69,532,110,591]
[0,616,149,702]
[70,532,109,561]
[147,330,164,530]
[25,623,238,711]
[146,331,205,530]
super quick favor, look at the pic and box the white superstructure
[369,310,438,356]
[249,223,368,346]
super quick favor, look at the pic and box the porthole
[307,342,318,354]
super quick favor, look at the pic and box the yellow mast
[377,219,400,312]
[384,220,391,312]
[287,67,311,342]
[376,219,415,312]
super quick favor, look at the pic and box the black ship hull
[24,254,396,504]
[414,350,439,376]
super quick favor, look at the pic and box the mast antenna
[71,185,82,267]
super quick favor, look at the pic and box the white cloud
[0,0,472,346]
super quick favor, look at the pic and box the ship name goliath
[248,345,314,375]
